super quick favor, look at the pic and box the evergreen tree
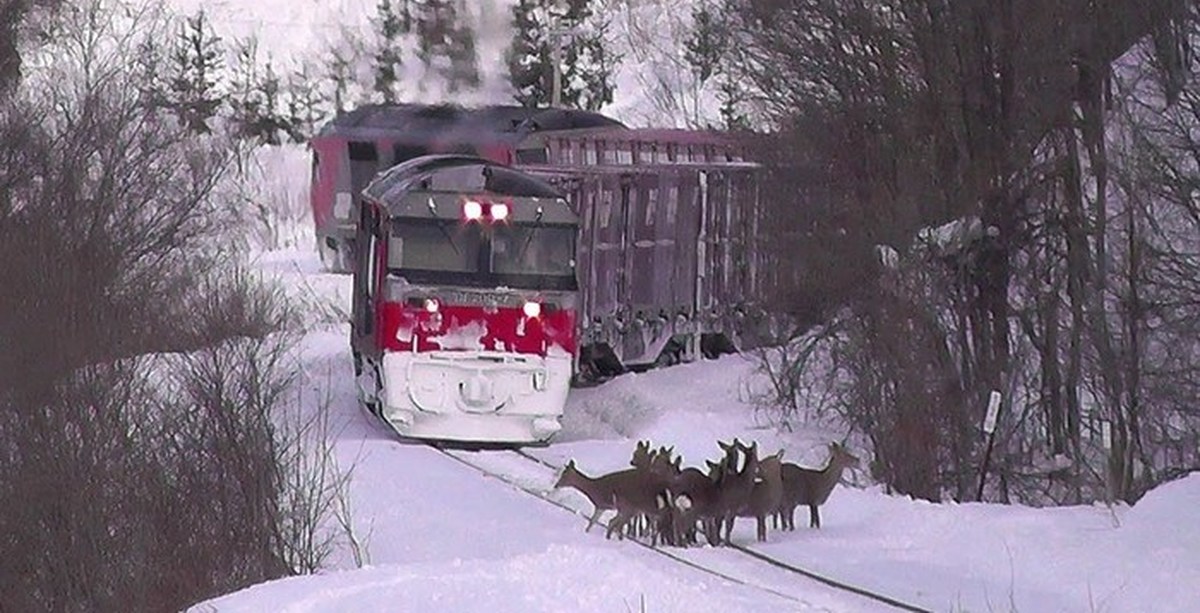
[716,77,750,130]
[371,0,411,102]
[325,44,356,113]
[685,3,747,130]
[684,5,728,86]
[166,11,224,134]
[507,0,615,110]
[226,38,297,146]
[283,63,330,143]
[413,0,479,92]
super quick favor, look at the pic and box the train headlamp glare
[490,203,510,221]
[424,299,440,313]
[523,301,541,318]
[463,200,483,221]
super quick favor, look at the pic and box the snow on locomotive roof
[318,103,625,141]
[363,154,563,203]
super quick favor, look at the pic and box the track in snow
[431,444,930,613]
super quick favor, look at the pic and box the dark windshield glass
[389,221,482,272]
[387,219,577,289]
[492,226,575,276]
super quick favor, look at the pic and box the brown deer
[713,439,760,544]
[554,460,628,532]
[660,463,723,546]
[734,449,785,541]
[627,442,678,539]
[776,442,861,530]
[606,471,676,546]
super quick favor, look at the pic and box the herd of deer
[554,438,861,547]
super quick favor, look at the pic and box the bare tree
[0,3,361,611]
[728,0,1196,503]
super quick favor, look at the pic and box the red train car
[351,155,580,443]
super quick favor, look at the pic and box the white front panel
[379,351,572,443]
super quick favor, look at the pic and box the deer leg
[809,504,820,529]
[756,515,767,542]
[585,507,603,532]
[608,510,629,540]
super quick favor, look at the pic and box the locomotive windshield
[388,219,577,290]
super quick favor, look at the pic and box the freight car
[512,127,766,375]
[312,104,766,383]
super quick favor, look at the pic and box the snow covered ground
[189,247,1200,613]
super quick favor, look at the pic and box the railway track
[431,444,931,613]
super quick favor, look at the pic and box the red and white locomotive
[350,154,580,443]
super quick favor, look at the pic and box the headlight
[490,202,510,221]
[463,200,483,221]
[523,301,541,318]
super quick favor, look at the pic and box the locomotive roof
[318,103,625,142]
[364,155,576,225]
[364,153,559,199]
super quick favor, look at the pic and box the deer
[776,441,861,530]
[554,460,630,532]
[712,439,760,545]
[627,441,678,539]
[733,448,785,542]
[554,446,678,543]
[606,470,677,546]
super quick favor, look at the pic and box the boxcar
[513,127,765,374]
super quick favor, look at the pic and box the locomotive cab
[351,155,579,444]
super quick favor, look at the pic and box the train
[311,104,768,443]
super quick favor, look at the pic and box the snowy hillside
[188,247,1200,613]
[162,0,719,128]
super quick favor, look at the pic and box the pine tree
[684,5,728,86]
[372,0,410,102]
[716,77,750,131]
[506,0,615,110]
[686,3,747,130]
[413,0,478,92]
[325,44,356,113]
[283,63,330,143]
[226,38,298,146]
[166,11,224,134]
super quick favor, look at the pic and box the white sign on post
[983,390,1002,434]
[1101,420,1112,450]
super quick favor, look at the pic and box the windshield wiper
[427,197,460,255]
[515,205,544,265]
